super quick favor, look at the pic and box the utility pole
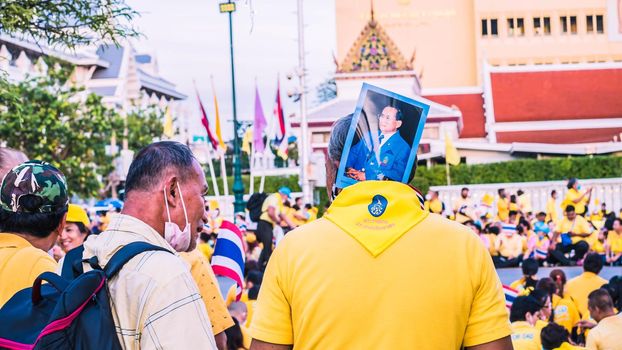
[297,0,312,204]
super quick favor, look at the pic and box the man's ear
[165,176,180,207]
[396,120,403,129]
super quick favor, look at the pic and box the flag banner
[254,86,267,153]
[211,221,246,301]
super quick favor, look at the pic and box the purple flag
[253,86,267,153]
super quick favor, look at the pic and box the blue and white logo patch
[368,194,388,217]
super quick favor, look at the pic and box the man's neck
[13,232,51,251]
[121,193,165,237]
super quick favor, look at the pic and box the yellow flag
[242,128,252,154]
[163,107,174,138]
[445,133,460,166]
[213,90,226,151]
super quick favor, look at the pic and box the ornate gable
[338,11,412,73]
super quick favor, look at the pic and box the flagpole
[206,143,220,197]
[445,162,451,186]
[249,143,255,195]
[220,151,230,197]
[297,0,312,205]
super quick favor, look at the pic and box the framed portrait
[336,83,430,189]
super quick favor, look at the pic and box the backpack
[0,242,171,350]
[246,192,268,222]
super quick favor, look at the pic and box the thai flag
[502,224,517,235]
[211,221,245,301]
[535,248,548,259]
[408,185,426,210]
[503,285,519,309]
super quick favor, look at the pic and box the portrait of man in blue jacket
[345,105,411,182]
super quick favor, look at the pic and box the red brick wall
[491,69,622,122]
[424,93,486,138]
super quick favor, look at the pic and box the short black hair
[584,253,604,274]
[0,195,67,238]
[461,187,469,192]
[551,189,557,196]
[536,277,558,298]
[509,210,518,217]
[488,226,500,235]
[498,188,505,195]
[517,189,524,196]
[510,295,542,322]
[522,258,539,276]
[588,289,614,311]
[565,205,575,213]
[537,211,546,217]
[125,141,196,193]
[541,323,569,350]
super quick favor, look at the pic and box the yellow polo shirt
[180,249,234,335]
[259,193,283,225]
[563,188,588,214]
[497,196,510,222]
[607,230,622,254]
[251,181,510,349]
[552,294,581,333]
[564,272,608,319]
[0,233,57,307]
[586,313,622,350]
[510,321,541,350]
[555,215,594,245]
[554,342,585,350]
[547,197,559,223]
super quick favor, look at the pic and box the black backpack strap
[61,245,85,280]
[104,242,173,279]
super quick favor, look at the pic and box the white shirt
[379,131,396,148]
[83,214,217,349]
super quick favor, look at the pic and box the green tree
[125,106,164,152]
[0,0,138,48]
[315,77,337,104]
[0,64,125,198]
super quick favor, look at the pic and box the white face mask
[163,182,191,252]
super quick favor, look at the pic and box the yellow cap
[67,204,90,228]
[481,193,494,206]
[209,199,220,210]
[245,232,257,244]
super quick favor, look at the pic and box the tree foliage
[315,77,336,105]
[0,65,164,198]
[0,0,139,48]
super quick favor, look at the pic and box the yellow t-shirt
[552,294,581,333]
[547,198,559,223]
[251,181,511,349]
[518,194,533,214]
[510,321,541,350]
[496,234,523,258]
[564,272,608,320]
[425,198,443,214]
[259,193,283,225]
[497,196,510,222]
[555,215,594,245]
[585,313,622,350]
[180,249,234,335]
[453,197,473,223]
[0,233,57,307]
[607,230,622,254]
[563,188,588,214]
[592,239,606,254]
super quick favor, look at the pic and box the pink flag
[253,86,267,153]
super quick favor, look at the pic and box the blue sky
[126,0,336,140]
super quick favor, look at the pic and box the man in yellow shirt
[509,295,543,350]
[494,223,523,268]
[497,188,510,222]
[550,205,593,266]
[540,323,584,350]
[582,289,622,350]
[606,218,622,265]
[453,187,475,223]
[250,115,512,350]
[256,187,295,269]
[425,190,445,215]
[547,190,559,223]
[0,160,68,307]
[562,178,592,217]
[565,253,608,319]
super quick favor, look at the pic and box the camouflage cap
[0,160,69,214]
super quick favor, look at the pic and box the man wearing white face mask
[83,141,217,349]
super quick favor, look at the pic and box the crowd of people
[505,253,621,349]
[425,182,622,268]
[1,127,620,350]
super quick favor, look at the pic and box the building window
[587,14,605,33]
[491,19,498,35]
[507,17,525,36]
[534,17,551,35]
[560,16,577,34]
[481,18,498,37]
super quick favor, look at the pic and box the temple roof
[338,9,412,73]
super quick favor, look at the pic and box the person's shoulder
[116,248,190,286]
[421,213,474,236]
[21,245,57,271]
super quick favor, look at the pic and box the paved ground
[496,266,622,286]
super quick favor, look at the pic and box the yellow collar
[324,181,428,257]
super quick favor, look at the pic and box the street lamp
[219,0,245,213]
